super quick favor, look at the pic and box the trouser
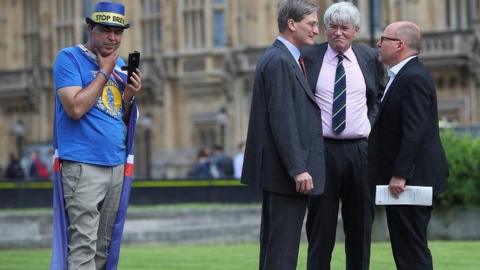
[306,138,373,270]
[61,161,124,270]
[386,205,433,270]
[259,191,308,270]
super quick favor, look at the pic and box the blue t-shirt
[53,46,128,166]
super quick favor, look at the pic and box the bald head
[389,21,422,53]
[378,21,422,66]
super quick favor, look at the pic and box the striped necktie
[332,54,346,134]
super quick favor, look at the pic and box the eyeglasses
[289,18,319,29]
[326,24,355,33]
[380,36,402,44]
[304,21,320,28]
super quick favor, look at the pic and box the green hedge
[438,130,480,207]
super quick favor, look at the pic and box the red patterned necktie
[298,56,307,79]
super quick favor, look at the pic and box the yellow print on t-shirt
[96,76,123,118]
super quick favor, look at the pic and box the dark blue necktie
[332,54,346,134]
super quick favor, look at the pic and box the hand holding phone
[121,51,140,84]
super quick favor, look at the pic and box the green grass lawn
[0,241,478,269]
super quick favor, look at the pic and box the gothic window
[212,0,226,47]
[182,0,206,50]
[55,0,76,49]
[0,0,6,62]
[371,0,382,33]
[181,0,227,50]
[82,0,94,43]
[141,0,162,56]
[452,0,474,30]
[446,0,451,28]
[467,0,473,30]
[456,0,462,30]
[23,0,40,66]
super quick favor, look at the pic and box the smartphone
[122,51,140,84]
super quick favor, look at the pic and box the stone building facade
[1,0,480,178]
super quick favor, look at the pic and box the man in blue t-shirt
[52,2,142,269]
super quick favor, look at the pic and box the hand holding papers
[375,185,433,206]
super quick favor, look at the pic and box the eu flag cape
[50,102,138,270]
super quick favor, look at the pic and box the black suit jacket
[241,40,326,195]
[301,43,385,125]
[368,58,448,196]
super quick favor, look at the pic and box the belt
[324,137,367,143]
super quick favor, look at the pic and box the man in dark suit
[369,21,449,270]
[301,2,385,270]
[241,1,325,269]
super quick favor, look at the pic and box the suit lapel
[305,44,327,94]
[375,58,419,124]
[274,40,316,103]
[375,80,395,123]
[353,45,375,98]
[376,74,400,124]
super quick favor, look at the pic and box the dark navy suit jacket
[368,57,448,196]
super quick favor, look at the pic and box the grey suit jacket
[241,40,326,195]
[301,43,385,126]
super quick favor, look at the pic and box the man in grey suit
[241,1,325,269]
[301,2,385,270]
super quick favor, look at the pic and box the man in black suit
[301,2,384,269]
[241,1,325,269]
[369,21,449,270]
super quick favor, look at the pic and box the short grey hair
[277,0,319,33]
[323,2,360,29]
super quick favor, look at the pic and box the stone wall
[0,205,479,249]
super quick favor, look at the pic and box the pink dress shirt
[315,45,370,139]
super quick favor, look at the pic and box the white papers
[375,185,433,206]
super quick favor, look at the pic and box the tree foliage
[438,130,480,207]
